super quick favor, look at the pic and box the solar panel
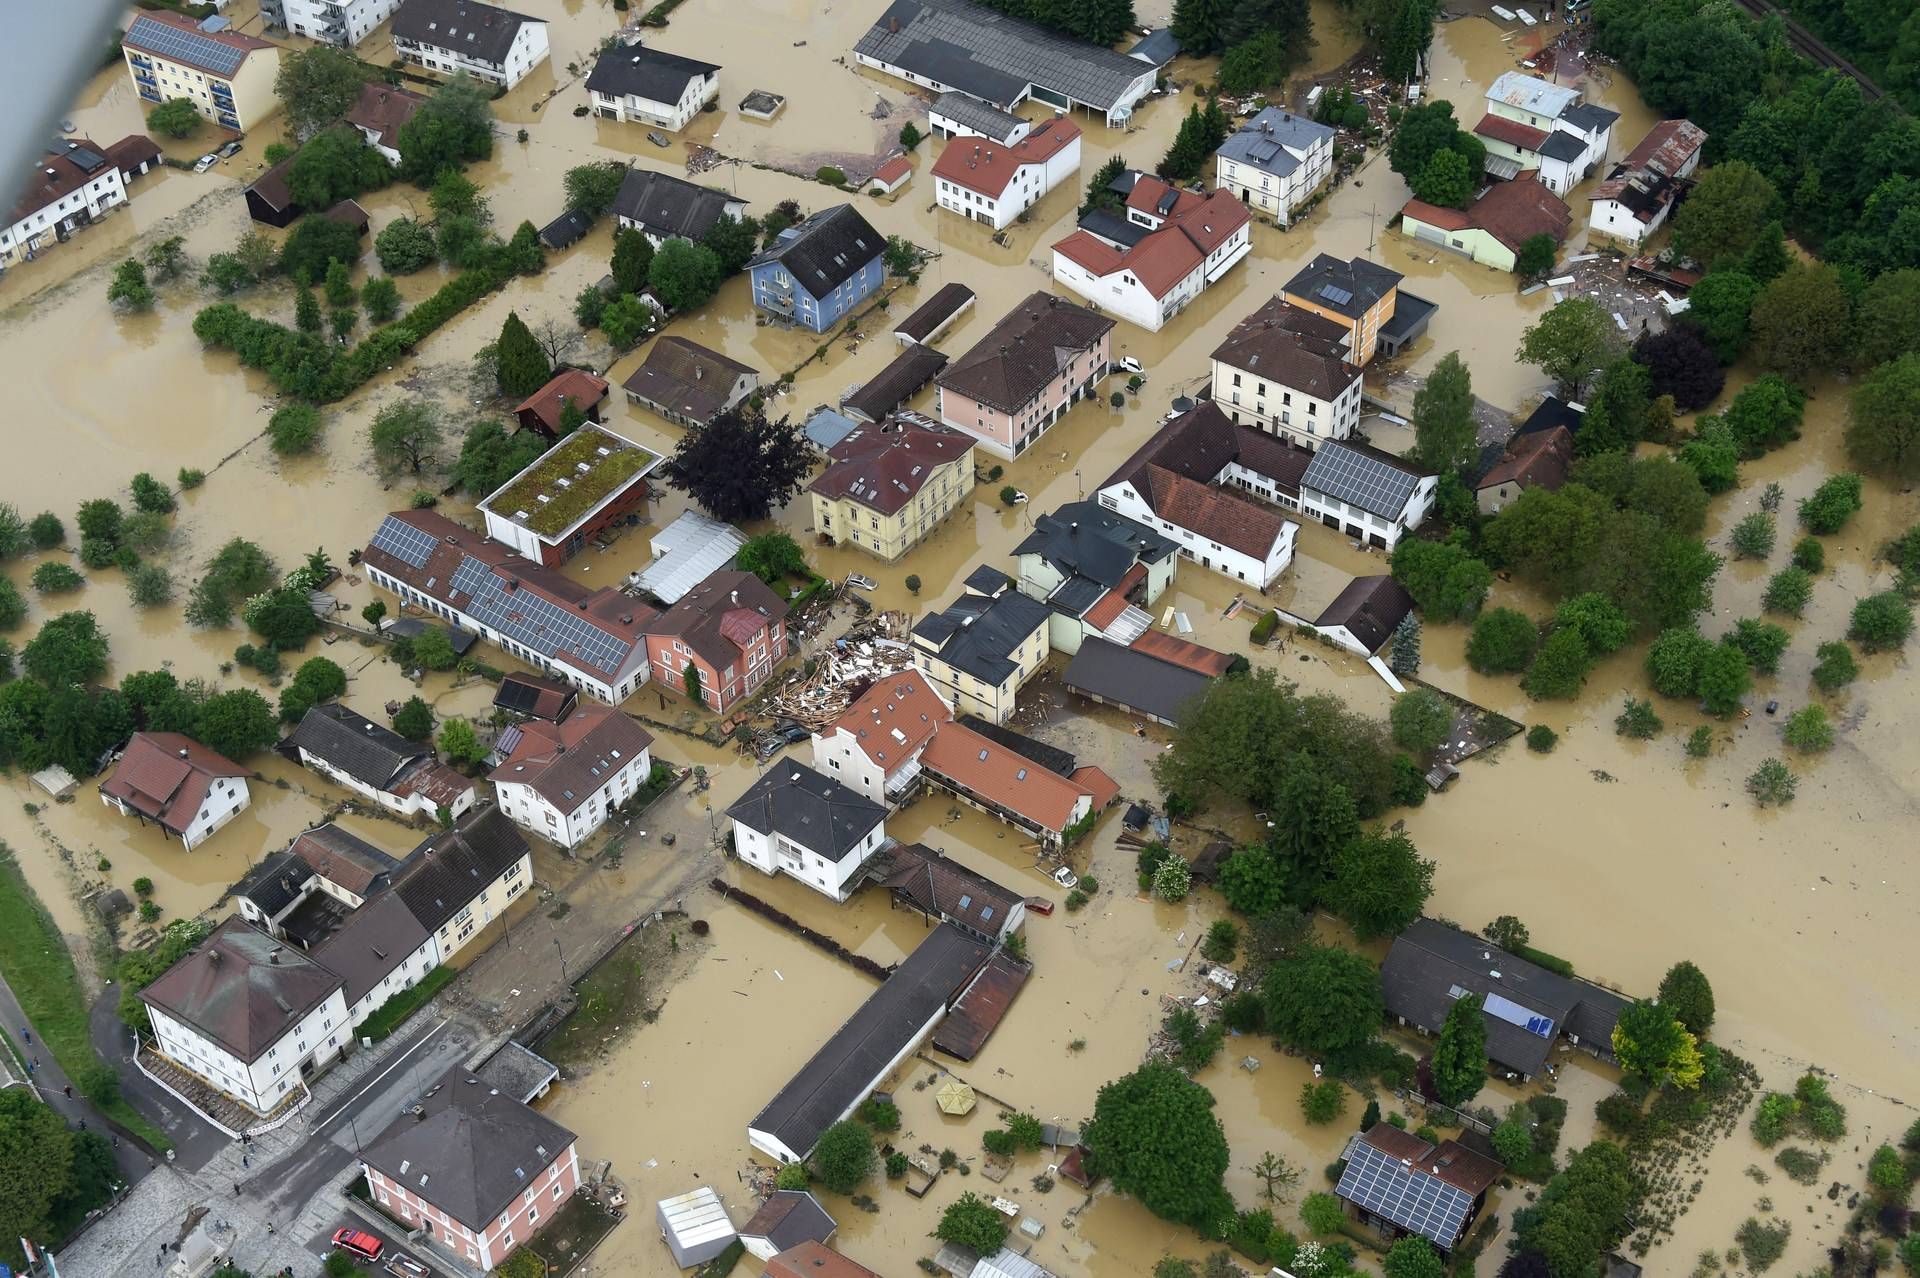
[370,516,439,570]
[1318,284,1354,306]
[1335,1140,1472,1247]
[1302,443,1420,520]
[450,557,633,678]
[1484,991,1556,1038]
[126,15,246,77]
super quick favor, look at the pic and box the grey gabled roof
[283,703,429,793]
[392,804,531,931]
[610,168,738,242]
[910,585,1051,684]
[929,91,1024,141]
[1313,575,1414,653]
[391,0,542,65]
[1284,253,1404,320]
[1300,440,1426,520]
[727,762,887,858]
[310,891,430,1008]
[585,43,720,104]
[1063,637,1213,723]
[1216,107,1335,177]
[1538,129,1589,162]
[740,1190,837,1251]
[1012,500,1177,587]
[749,204,883,297]
[1560,101,1620,133]
[855,0,1152,112]
[360,1065,576,1231]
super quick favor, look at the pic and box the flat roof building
[477,424,662,567]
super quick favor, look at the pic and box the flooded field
[4,0,1912,1274]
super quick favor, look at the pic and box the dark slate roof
[1063,637,1213,723]
[493,672,578,721]
[610,168,738,242]
[1076,207,1152,248]
[1284,253,1404,320]
[1561,101,1621,133]
[1538,129,1589,163]
[910,585,1051,684]
[842,344,948,422]
[1012,500,1177,588]
[727,762,887,857]
[392,804,531,931]
[1216,107,1335,176]
[474,1040,560,1104]
[360,1065,576,1232]
[963,564,1014,594]
[283,703,431,793]
[138,917,344,1064]
[1335,1128,1478,1250]
[854,0,1153,112]
[952,716,1075,776]
[1312,574,1414,653]
[1102,401,1314,497]
[1300,440,1427,520]
[1125,27,1181,66]
[1380,918,1632,1078]
[539,208,593,250]
[740,1191,837,1251]
[936,291,1114,415]
[311,891,430,1008]
[930,92,1024,141]
[391,0,542,65]
[894,282,976,342]
[235,851,314,918]
[585,44,720,103]
[878,841,1021,936]
[1517,394,1585,438]
[750,924,990,1158]
[748,205,883,297]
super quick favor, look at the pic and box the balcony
[128,53,152,69]
[135,72,158,88]
[138,86,163,103]
[218,113,241,130]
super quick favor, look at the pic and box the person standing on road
[20,1027,29,1044]
[62,1084,72,1098]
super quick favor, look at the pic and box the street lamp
[555,936,570,986]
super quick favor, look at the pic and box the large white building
[2,139,130,269]
[1213,107,1336,226]
[811,671,953,806]
[930,118,1081,231]
[391,0,549,89]
[99,733,250,851]
[1051,177,1252,332]
[585,43,721,131]
[1209,296,1365,450]
[490,704,656,850]
[1299,440,1437,550]
[727,762,889,902]
[1474,71,1619,196]
[262,0,399,46]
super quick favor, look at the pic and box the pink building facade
[935,292,1116,458]
[366,1141,582,1271]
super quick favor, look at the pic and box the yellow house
[394,805,534,964]
[123,10,282,133]
[808,414,976,562]
[1397,173,1572,275]
[909,571,1051,724]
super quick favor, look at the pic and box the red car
[332,1229,384,1263]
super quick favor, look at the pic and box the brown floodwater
[5,3,1911,1273]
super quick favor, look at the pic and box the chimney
[178,747,190,759]
[694,365,703,380]
[730,590,739,604]
[208,949,221,965]
[269,948,282,965]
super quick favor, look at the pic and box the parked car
[1119,355,1144,374]
[1051,866,1079,890]
[647,131,670,148]
[193,153,218,173]
[1025,896,1055,916]
[332,1229,384,1263]
[218,140,243,159]
[384,1256,430,1278]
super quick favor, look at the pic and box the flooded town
[0,0,1915,1277]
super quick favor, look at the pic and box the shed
[894,282,976,346]
[540,208,594,250]
[657,1186,737,1268]
[739,1190,837,1261]
[323,198,371,236]
[869,153,913,196]
[805,407,862,450]
[840,343,949,423]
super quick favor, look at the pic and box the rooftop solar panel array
[449,558,633,677]
[1336,1138,1474,1248]
[1484,991,1556,1038]
[1302,442,1421,520]
[370,516,439,570]
[126,15,247,76]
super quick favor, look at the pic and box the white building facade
[1213,108,1336,226]
[147,984,348,1115]
[265,0,400,46]
[1,148,128,269]
[392,3,549,89]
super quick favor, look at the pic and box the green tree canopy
[192,688,279,759]
[1083,1063,1232,1230]
[1261,944,1383,1058]
[648,239,723,313]
[1412,352,1476,473]
[1412,147,1473,208]
[286,126,389,211]
[1672,161,1777,266]
[1389,538,1491,621]
[1656,960,1715,1035]
[1749,262,1852,384]
[494,310,551,398]
[393,695,434,741]
[148,98,201,138]
[810,1119,875,1194]
[1324,828,1434,940]
[563,160,626,216]
[1610,1000,1704,1089]
[274,45,373,140]
[1388,689,1452,757]
[1685,269,1759,362]
[22,612,110,687]
[375,217,436,274]
[1467,608,1539,674]
[1517,298,1622,399]
[1846,352,1920,480]
[1430,993,1487,1106]
[936,1192,1011,1253]
[659,402,816,523]
[368,400,445,475]
[396,73,493,184]
[0,1090,77,1260]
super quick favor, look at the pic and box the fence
[1393,1087,1496,1137]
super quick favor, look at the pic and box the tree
[1412,148,1472,208]
[193,689,278,758]
[375,218,436,274]
[1261,944,1382,1058]
[1632,323,1723,412]
[494,311,550,399]
[1722,374,1805,457]
[21,612,109,686]
[267,403,323,456]
[1388,612,1421,677]
[610,227,655,296]
[1854,268,1920,366]
[1672,161,1776,266]
[648,238,723,313]
[937,1193,1011,1254]
[599,294,660,350]
[1493,1118,1534,1164]
[452,420,547,495]
[563,160,625,216]
[1466,609,1538,675]
[1172,0,1232,51]
[147,97,200,138]
[1216,847,1286,917]
[428,168,489,225]
[107,259,154,311]
[368,400,444,475]
[1082,1063,1232,1229]
[0,1090,77,1254]
[1299,1079,1346,1123]
[702,214,764,277]
[1081,153,1127,217]
[1611,1000,1704,1089]
[1512,1142,1636,1278]
[574,284,609,330]
[292,282,323,334]
[1762,567,1813,617]
[1522,627,1592,700]
[1554,592,1631,655]
[1846,352,1920,480]
[897,120,923,151]
[1389,538,1490,621]
[1518,299,1621,399]
[1750,262,1852,384]
[1614,696,1662,739]
[396,73,493,184]
[1300,1191,1345,1236]
[286,126,389,211]
[1389,689,1451,757]
[145,235,189,283]
[1428,992,1488,1106]
[26,513,63,551]
[1382,0,1439,81]
[1389,101,1469,184]
[1218,32,1291,95]
[362,275,401,322]
[1656,960,1715,1035]
[736,532,806,584]
[411,627,459,672]
[1325,829,1433,940]
[1157,104,1220,183]
[31,563,83,595]
[186,538,277,628]
[1798,473,1863,534]
[1153,855,1192,902]
[1685,269,1759,362]
[274,45,371,140]
[1515,233,1558,279]
[1811,640,1858,691]
[659,402,816,522]
[1849,591,1913,651]
[279,215,364,280]
[392,696,434,741]
[1725,616,1789,674]
[1384,1236,1446,1278]
[1411,352,1475,473]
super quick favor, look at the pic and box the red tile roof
[936,290,1113,414]
[105,134,162,176]
[489,704,655,813]
[807,416,975,515]
[100,733,246,837]
[1082,562,1147,631]
[827,671,952,770]
[931,116,1080,198]
[1474,113,1552,153]
[12,139,117,225]
[515,369,610,434]
[344,82,425,150]
[922,722,1113,834]
[871,153,912,186]
[124,9,277,57]
[765,1243,881,1278]
[1139,463,1291,559]
[1616,118,1707,177]
[1403,172,1571,254]
[647,569,787,676]
[1478,423,1573,493]
[1053,188,1249,298]
[1128,630,1235,676]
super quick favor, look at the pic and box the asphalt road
[88,988,228,1170]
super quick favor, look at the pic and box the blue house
[747,204,886,332]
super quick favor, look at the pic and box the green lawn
[0,843,168,1149]
[357,964,456,1041]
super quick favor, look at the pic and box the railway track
[1729,0,1892,104]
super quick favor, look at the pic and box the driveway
[88,990,228,1171]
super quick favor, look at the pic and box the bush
[1726,617,1790,674]
[812,1120,875,1194]
[1730,512,1776,559]
[127,563,174,608]
[1522,626,1593,700]
[1466,608,1538,674]
[30,563,84,595]
[1791,536,1825,573]
[1811,641,1858,691]
[1299,1080,1346,1124]
[1761,567,1813,618]
[375,217,437,274]
[1798,473,1864,534]
[1201,920,1239,963]
[1151,855,1192,902]
[1300,1191,1345,1235]
[999,485,1019,506]
[1525,724,1557,753]
[1685,725,1714,758]
[1389,688,1452,755]
[1735,1217,1791,1272]
[856,1097,900,1132]
[937,1192,1010,1254]
[1250,610,1279,643]
[815,166,847,185]
[1746,758,1797,806]
[1849,591,1913,651]
[267,403,323,456]
[1493,1118,1534,1164]
[1781,704,1833,752]
[1614,697,1662,739]
[775,1163,811,1190]
[1646,626,1712,698]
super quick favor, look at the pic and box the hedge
[357,965,456,1041]
[1250,610,1280,644]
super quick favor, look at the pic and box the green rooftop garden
[484,427,658,538]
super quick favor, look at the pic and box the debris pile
[761,611,913,730]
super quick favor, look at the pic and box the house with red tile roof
[932,117,1081,230]
[643,570,790,714]
[100,733,251,850]
[514,368,611,437]
[1398,171,1572,274]
[1476,424,1574,515]
[868,152,914,196]
[920,720,1117,850]
[490,704,655,849]
[344,82,425,165]
[807,413,975,561]
[1476,70,1620,195]
[811,670,954,805]
[4,139,130,268]
[1051,174,1251,331]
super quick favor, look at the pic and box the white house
[585,43,721,131]
[390,0,549,90]
[139,917,350,1116]
[930,118,1081,231]
[282,703,477,821]
[727,762,888,902]
[317,892,442,1031]
[811,670,953,806]
[389,805,536,963]
[3,139,129,268]
[99,733,250,851]
[909,572,1053,724]
[1209,296,1365,450]
[1213,107,1336,226]
[489,705,656,850]
[1299,440,1437,550]
[1475,71,1619,195]
[927,91,1028,145]
[342,82,424,166]
[1051,178,1251,331]
[1589,118,1707,246]
[265,0,398,46]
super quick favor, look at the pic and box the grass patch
[357,965,455,1041]
[540,926,656,1068]
[481,427,655,537]
[0,844,168,1149]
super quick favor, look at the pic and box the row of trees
[0,1091,120,1270]
[970,0,1137,46]
[1387,101,1486,209]
[1172,0,1316,93]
